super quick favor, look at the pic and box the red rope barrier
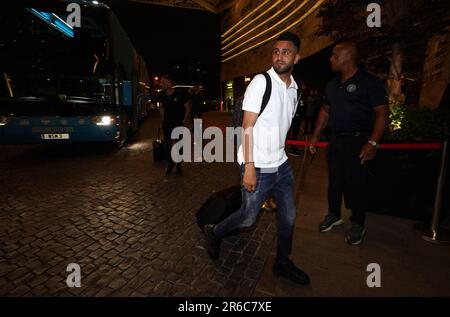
[378,143,442,150]
[286,140,328,148]
[200,124,442,150]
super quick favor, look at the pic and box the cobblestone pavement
[0,111,301,297]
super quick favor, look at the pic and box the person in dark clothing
[191,85,203,120]
[159,74,191,175]
[287,83,306,156]
[304,90,322,135]
[309,42,389,246]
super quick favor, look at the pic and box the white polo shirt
[237,67,299,168]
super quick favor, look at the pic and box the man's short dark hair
[276,32,301,51]
[336,41,359,64]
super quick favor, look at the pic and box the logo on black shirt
[346,84,357,93]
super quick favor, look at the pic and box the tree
[316,0,450,105]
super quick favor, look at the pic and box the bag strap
[259,72,272,117]
[297,88,303,109]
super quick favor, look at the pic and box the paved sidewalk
[0,111,288,297]
[255,148,450,296]
[1,110,449,297]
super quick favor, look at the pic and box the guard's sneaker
[319,214,343,232]
[273,259,310,285]
[345,223,366,245]
[203,224,221,260]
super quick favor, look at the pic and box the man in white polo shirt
[204,32,310,285]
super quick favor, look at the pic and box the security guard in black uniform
[159,74,191,176]
[309,42,389,245]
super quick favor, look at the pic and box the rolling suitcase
[196,185,242,232]
[153,128,166,161]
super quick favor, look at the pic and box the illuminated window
[28,8,74,38]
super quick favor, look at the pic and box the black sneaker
[319,214,343,233]
[272,259,310,285]
[345,223,366,245]
[203,224,221,260]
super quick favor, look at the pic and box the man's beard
[274,63,293,75]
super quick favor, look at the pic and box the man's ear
[294,53,300,65]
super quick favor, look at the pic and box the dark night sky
[105,0,220,94]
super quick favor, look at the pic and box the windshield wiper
[2,95,106,103]
[8,96,49,101]
[62,95,107,103]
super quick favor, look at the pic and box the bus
[0,0,150,147]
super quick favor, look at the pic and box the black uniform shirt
[159,90,189,127]
[325,68,388,134]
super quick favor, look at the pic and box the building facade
[219,0,332,109]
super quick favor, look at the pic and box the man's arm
[159,105,165,124]
[359,104,389,164]
[158,93,165,124]
[309,105,330,154]
[242,111,258,192]
[183,99,192,125]
[369,105,389,144]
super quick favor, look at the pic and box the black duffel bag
[153,128,166,161]
[196,185,242,232]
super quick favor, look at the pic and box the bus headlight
[0,116,8,126]
[92,115,114,126]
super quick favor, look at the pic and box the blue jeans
[214,160,297,263]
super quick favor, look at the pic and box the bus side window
[121,81,132,106]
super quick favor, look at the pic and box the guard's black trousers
[327,134,370,226]
[163,123,183,169]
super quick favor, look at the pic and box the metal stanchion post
[414,141,450,245]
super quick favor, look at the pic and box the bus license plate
[41,133,70,140]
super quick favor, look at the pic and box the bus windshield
[0,2,115,115]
